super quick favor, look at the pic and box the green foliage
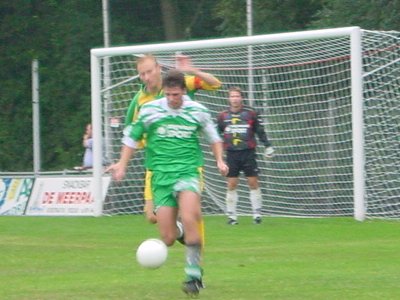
[0,1,103,171]
[1,216,400,299]
[309,0,400,30]
[1,0,399,171]
[214,0,323,36]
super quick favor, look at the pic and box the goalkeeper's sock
[250,188,262,219]
[226,189,238,220]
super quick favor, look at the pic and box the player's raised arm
[176,54,221,88]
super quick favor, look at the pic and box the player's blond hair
[136,54,158,68]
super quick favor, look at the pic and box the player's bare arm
[210,141,229,176]
[106,145,135,181]
[176,54,221,88]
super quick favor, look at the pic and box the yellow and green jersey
[124,74,221,131]
[124,75,220,148]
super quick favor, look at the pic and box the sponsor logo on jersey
[157,124,196,138]
[225,124,249,134]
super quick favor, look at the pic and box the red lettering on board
[57,192,93,204]
[42,192,57,204]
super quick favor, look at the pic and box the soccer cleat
[253,217,262,224]
[182,278,204,297]
[176,220,185,245]
[227,218,239,225]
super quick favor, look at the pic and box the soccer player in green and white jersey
[107,70,228,296]
[125,54,221,224]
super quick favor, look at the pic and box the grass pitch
[1,215,399,300]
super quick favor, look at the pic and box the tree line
[0,0,398,172]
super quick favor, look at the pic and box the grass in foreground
[0,215,399,300]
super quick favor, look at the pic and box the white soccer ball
[136,238,168,269]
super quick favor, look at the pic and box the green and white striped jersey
[123,95,221,173]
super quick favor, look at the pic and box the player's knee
[248,183,259,190]
[161,234,176,246]
[159,229,178,246]
[227,181,238,190]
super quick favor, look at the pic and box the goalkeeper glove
[264,146,274,158]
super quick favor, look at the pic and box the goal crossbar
[91,27,360,57]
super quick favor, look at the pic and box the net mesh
[95,29,400,219]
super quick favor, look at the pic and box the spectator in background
[82,123,93,169]
[74,123,93,170]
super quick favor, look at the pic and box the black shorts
[226,149,259,178]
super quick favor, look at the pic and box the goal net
[91,27,400,220]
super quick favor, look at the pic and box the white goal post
[90,26,400,220]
